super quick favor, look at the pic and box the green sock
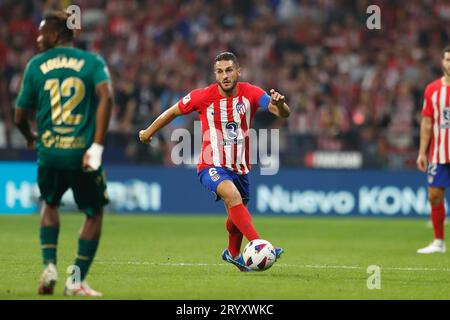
[40,226,59,266]
[74,239,99,281]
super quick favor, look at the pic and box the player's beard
[218,79,237,93]
[443,65,450,78]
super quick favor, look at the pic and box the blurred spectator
[0,0,446,168]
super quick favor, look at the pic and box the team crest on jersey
[182,93,191,105]
[235,102,247,115]
[428,175,434,184]
[211,174,220,182]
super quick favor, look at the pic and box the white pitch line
[96,261,450,272]
[384,266,450,272]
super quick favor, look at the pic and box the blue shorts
[427,163,450,187]
[198,167,250,204]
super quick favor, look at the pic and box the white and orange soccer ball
[242,239,277,271]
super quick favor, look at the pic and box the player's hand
[416,153,428,172]
[270,89,285,108]
[82,153,91,171]
[26,132,38,150]
[83,143,104,171]
[139,130,152,144]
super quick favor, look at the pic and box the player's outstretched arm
[138,103,183,144]
[417,116,432,172]
[267,89,290,118]
[14,108,37,149]
[83,82,113,170]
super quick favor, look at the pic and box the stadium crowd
[1,0,449,168]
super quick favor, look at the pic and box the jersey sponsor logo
[223,121,244,145]
[225,121,239,139]
[182,93,191,105]
[53,127,76,134]
[222,139,244,146]
[235,102,247,115]
[40,130,86,149]
[444,109,450,121]
[41,130,55,148]
[440,109,450,128]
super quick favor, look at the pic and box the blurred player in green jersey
[14,11,113,297]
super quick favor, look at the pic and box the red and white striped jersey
[422,78,450,164]
[178,82,269,175]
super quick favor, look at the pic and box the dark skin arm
[14,108,37,149]
[92,82,113,145]
[82,81,113,168]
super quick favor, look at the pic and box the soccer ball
[242,239,277,271]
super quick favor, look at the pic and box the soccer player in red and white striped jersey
[416,46,450,254]
[139,52,290,270]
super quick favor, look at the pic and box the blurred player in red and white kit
[139,52,290,271]
[416,46,450,254]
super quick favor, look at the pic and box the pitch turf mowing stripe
[2,215,450,299]
[95,260,450,272]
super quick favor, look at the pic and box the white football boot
[64,278,103,297]
[417,239,446,254]
[37,263,58,295]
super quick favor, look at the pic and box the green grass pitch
[0,214,449,299]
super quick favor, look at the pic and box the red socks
[431,203,446,240]
[228,204,260,243]
[225,217,243,258]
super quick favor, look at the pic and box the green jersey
[16,47,111,169]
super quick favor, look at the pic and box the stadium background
[2,0,450,301]
[1,0,448,216]
[3,0,448,167]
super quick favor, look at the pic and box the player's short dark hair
[214,52,239,67]
[43,11,74,42]
[442,46,450,58]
